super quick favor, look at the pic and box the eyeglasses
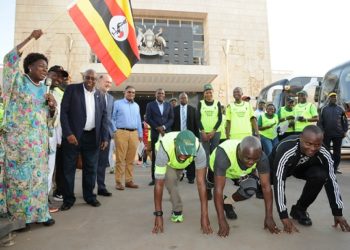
[84,76,97,81]
[126,91,135,94]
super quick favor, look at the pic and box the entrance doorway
[134,92,154,121]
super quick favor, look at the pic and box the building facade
[14,0,271,106]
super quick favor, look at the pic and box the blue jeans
[260,135,279,156]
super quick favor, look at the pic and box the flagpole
[18,10,67,54]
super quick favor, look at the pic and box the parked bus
[318,61,350,149]
[257,76,322,110]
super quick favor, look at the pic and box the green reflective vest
[227,102,253,139]
[294,103,316,132]
[219,114,227,139]
[209,140,256,179]
[200,100,219,132]
[279,106,295,133]
[260,114,278,139]
[155,132,200,171]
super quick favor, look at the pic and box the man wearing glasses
[60,69,109,211]
[111,86,143,190]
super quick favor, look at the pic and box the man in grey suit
[96,75,114,196]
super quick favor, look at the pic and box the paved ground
[6,159,350,250]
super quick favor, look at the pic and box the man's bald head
[239,136,262,151]
[300,125,324,157]
[238,136,262,168]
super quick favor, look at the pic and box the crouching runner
[208,136,279,237]
[152,130,212,234]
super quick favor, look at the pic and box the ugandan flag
[68,0,140,85]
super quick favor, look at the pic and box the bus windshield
[339,65,350,103]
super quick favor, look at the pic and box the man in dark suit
[146,88,174,186]
[96,74,114,196]
[60,69,109,211]
[172,92,199,183]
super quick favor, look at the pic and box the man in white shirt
[60,69,109,211]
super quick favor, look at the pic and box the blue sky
[1,0,350,77]
[0,0,15,64]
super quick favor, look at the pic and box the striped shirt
[269,135,343,219]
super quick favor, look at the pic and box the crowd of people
[1,30,350,244]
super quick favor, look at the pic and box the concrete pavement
[7,159,350,250]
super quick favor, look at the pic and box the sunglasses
[84,76,97,81]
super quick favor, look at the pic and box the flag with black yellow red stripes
[68,0,139,85]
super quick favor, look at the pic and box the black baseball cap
[48,65,69,77]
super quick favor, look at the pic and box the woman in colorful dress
[0,30,57,227]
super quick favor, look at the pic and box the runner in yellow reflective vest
[152,130,212,235]
[208,136,279,237]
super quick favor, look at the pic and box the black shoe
[207,189,213,200]
[60,203,72,211]
[188,179,195,184]
[290,205,312,226]
[87,200,101,207]
[98,189,112,197]
[148,180,155,186]
[223,203,237,220]
[42,218,55,226]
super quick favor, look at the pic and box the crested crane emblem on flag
[68,0,139,86]
[109,16,128,42]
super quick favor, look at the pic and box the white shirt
[180,104,187,131]
[156,100,164,115]
[83,85,96,131]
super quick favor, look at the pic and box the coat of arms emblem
[137,26,166,56]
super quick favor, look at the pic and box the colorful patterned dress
[0,48,52,223]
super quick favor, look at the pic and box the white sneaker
[53,194,63,202]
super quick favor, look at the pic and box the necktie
[181,106,187,130]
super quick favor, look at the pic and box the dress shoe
[42,218,55,226]
[148,180,155,186]
[98,189,112,196]
[290,205,312,226]
[125,181,139,188]
[115,182,125,190]
[188,179,195,184]
[60,203,72,211]
[87,200,101,207]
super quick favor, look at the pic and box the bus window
[319,71,340,107]
[339,66,350,104]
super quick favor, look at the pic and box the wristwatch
[153,211,163,216]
